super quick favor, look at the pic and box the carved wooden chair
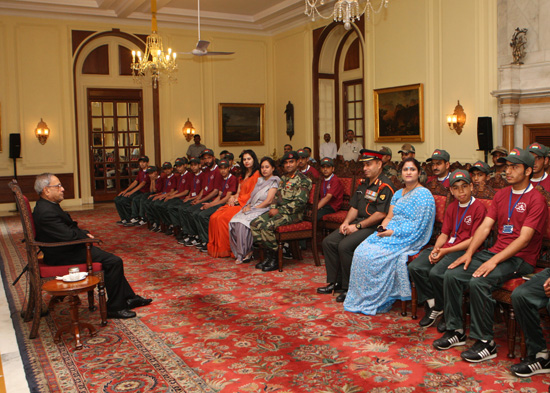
[321,175,356,235]
[274,177,321,271]
[9,180,107,339]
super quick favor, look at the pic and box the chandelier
[131,0,177,88]
[305,0,390,30]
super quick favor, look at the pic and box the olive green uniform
[251,172,312,251]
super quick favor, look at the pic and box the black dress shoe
[335,291,347,303]
[262,259,279,272]
[127,295,153,309]
[107,309,137,319]
[317,282,342,294]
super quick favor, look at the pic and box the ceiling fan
[179,0,235,56]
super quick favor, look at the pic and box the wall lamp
[182,118,196,142]
[446,100,466,135]
[35,118,50,145]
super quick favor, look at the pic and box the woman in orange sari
[207,150,260,257]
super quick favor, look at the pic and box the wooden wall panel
[0,173,74,203]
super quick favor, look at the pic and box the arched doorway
[73,30,157,203]
[312,21,365,159]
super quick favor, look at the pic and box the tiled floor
[0,202,114,392]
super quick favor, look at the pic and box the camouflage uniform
[382,163,398,179]
[251,171,312,251]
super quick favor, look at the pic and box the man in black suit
[33,173,152,319]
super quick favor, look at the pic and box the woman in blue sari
[344,158,435,315]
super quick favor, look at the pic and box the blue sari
[344,186,435,315]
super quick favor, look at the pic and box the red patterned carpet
[1,205,549,392]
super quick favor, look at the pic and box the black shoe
[126,295,153,309]
[107,309,137,319]
[511,354,550,377]
[199,243,208,253]
[256,250,275,269]
[242,254,254,264]
[419,303,443,328]
[282,247,293,260]
[123,221,135,227]
[335,291,347,302]
[317,282,342,295]
[437,319,446,333]
[433,330,467,350]
[460,340,497,363]
[165,227,173,236]
[116,220,126,225]
[184,238,198,247]
[262,258,279,272]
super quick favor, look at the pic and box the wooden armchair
[274,177,321,271]
[9,180,107,339]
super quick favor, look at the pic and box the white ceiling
[0,0,326,34]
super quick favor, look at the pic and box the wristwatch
[356,223,362,229]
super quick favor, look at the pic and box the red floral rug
[1,205,549,392]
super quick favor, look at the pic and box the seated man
[318,149,394,302]
[408,170,486,330]
[489,146,508,179]
[114,155,150,225]
[510,267,550,377]
[297,149,320,179]
[469,160,491,190]
[251,151,312,272]
[317,157,344,221]
[426,149,451,187]
[379,146,397,179]
[433,148,548,362]
[528,142,550,191]
[33,173,152,319]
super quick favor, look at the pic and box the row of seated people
[317,143,550,381]
[113,143,550,380]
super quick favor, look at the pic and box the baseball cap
[497,147,535,168]
[174,157,188,166]
[491,146,508,156]
[218,159,230,168]
[398,143,415,154]
[162,162,172,169]
[528,142,547,157]
[320,157,334,167]
[468,160,491,174]
[146,166,158,174]
[189,158,200,165]
[358,149,383,162]
[281,151,299,162]
[225,152,234,161]
[138,156,149,162]
[297,149,309,158]
[200,148,215,157]
[379,146,392,156]
[427,149,450,162]
[449,169,471,186]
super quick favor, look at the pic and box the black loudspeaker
[9,133,21,159]
[477,117,493,151]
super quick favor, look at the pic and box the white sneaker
[130,218,138,224]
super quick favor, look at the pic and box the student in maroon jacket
[297,149,320,180]
[171,158,202,241]
[188,159,239,252]
[157,157,190,234]
[115,155,150,225]
[408,170,487,330]
[147,162,178,232]
[528,142,550,191]
[427,149,451,188]
[433,148,548,363]
[178,149,222,243]
[140,166,165,227]
[317,157,344,221]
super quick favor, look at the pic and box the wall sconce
[446,100,466,135]
[182,118,196,142]
[35,118,50,145]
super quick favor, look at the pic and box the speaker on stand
[9,133,21,212]
[476,117,493,164]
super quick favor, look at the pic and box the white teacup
[68,267,80,280]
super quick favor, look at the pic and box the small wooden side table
[42,275,106,350]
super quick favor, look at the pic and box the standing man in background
[320,133,338,159]
[337,129,363,162]
[186,134,206,159]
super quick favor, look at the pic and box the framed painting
[374,83,424,142]
[219,103,264,146]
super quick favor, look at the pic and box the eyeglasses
[46,184,63,189]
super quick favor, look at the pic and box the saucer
[56,272,88,282]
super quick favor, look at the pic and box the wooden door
[87,89,144,202]
[523,123,550,148]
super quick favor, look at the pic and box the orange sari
[207,171,260,257]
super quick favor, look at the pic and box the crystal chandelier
[305,0,390,30]
[131,0,177,88]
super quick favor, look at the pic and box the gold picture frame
[374,83,424,143]
[219,103,264,146]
